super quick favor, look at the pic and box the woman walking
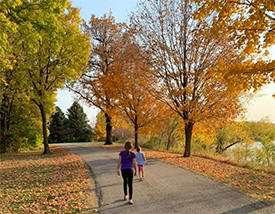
[117,142,137,204]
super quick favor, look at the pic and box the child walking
[136,146,147,181]
[117,142,137,204]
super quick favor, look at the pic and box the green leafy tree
[66,102,93,142]
[0,1,91,153]
[48,106,66,143]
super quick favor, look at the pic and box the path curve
[59,143,274,214]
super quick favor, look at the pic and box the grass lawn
[0,146,98,213]
[97,144,275,204]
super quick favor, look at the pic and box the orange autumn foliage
[111,31,168,147]
[70,14,126,144]
[192,0,275,89]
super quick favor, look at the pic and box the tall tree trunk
[134,122,138,149]
[104,113,112,145]
[183,121,194,157]
[38,104,50,154]
[0,94,10,153]
[0,94,9,137]
[0,95,8,152]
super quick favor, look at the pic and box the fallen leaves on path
[0,146,97,213]
[98,144,275,203]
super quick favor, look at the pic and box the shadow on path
[221,201,271,214]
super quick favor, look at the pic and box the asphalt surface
[59,143,275,214]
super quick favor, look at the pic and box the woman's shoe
[129,199,134,204]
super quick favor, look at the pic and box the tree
[112,31,165,148]
[132,0,244,157]
[48,107,66,143]
[215,122,253,154]
[3,1,91,153]
[70,14,125,145]
[0,11,43,152]
[66,102,93,142]
[0,0,44,141]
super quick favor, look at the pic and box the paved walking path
[59,143,274,214]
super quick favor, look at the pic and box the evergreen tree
[66,102,93,142]
[48,107,66,143]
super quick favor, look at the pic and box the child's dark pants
[121,169,133,199]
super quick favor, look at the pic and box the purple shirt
[119,150,136,170]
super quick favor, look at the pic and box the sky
[56,0,275,126]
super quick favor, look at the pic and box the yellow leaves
[95,111,107,140]
[0,78,8,86]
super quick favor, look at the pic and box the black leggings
[121,169,133,199]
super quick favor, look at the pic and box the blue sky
[70,0,138,22]
[56,0,275,125]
